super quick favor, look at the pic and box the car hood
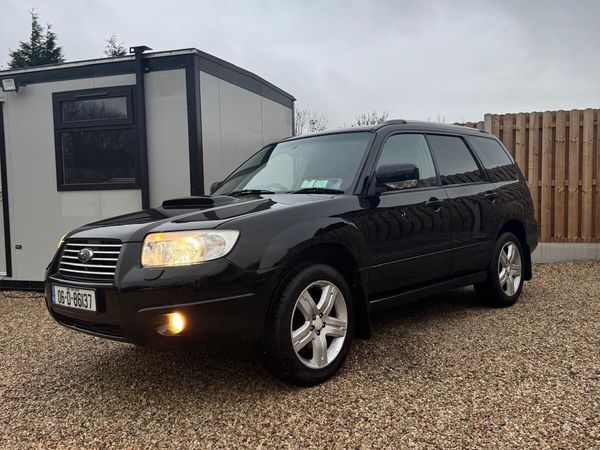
[67,194,339,243]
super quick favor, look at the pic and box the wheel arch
[267,243,372,339]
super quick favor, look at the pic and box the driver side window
[376,134,438,187]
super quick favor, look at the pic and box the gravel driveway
[1,262,598,449]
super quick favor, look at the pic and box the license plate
[52,285,96,312]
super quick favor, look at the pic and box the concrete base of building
[532,243,600,263]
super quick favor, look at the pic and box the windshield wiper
[226,189,275,196]
[289,187,344,194]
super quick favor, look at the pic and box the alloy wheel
[498,241,522,296]
[290,280,348,369]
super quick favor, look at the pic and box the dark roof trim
[2,59,136,86]
[0,48,295,108]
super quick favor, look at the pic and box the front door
[361,133,453,296]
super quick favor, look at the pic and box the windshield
[213,132,373,195]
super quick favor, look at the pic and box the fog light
[162,312,185,335]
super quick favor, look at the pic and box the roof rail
[479,129,490,134]
[380,119,407,125]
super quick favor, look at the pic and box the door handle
[424,197,443,212]
[483,191,499,203]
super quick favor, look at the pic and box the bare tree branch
[348,111,389,127]
[295,105,328,135]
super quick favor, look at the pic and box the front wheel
[475,232,525,307]
[261,264,354,386]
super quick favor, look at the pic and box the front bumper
[45,254,280,347]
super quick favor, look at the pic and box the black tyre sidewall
[262,264,355,386]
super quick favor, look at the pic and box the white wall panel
[145,69,190,205]
[2,74,140,281]
[262,97,293,144]
[199,73,223,193]
[200,72,293,193]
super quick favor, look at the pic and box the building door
[0,102,11,277]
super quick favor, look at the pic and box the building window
[53,87,139,190]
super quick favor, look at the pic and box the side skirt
[368,272,487,312]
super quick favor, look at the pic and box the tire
[261,264,355,386]
[475,232,525,307]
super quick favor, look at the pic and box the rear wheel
[261,264,354,386]
[475,232,525,307]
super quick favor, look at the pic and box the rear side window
[426,135,483,185]
[469,136,518,182]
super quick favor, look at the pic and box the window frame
[424,132,489,187]
[367,132,444,195]
[52,86,140,191]
[465,135,519,183]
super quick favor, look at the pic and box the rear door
[426,134,499,276]
[363,133,453,295]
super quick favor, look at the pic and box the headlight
[58,234,67,249]
[141,230,240,268]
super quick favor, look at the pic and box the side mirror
[209,181,222,195]
[375,164,419,192]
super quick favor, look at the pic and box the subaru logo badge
[77,248,94,263]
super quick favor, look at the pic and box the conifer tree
[8,10,65,69]
[104,35,127,57]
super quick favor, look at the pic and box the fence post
[567,110,581,240]
[554,111,567,240]
[515,113,527,172]
[582,109,594,240]
[541,111,553,241]
[484,114,492,134]
[528,112,541,226]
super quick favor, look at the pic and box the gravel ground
[0,261,598,449]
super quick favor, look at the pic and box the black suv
[45,121,537,385]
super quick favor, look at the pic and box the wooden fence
[463,109,600,243]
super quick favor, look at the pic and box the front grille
[58,240,122,282]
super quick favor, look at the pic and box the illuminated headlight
[141,230,239,268]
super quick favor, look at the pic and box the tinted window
[427,135,483,185]
[62,97,128,122]
[376,134,438,187]
[53,87,138,189]
[214,132,373,195]
[469,136,518,182]
[61,129,137,185]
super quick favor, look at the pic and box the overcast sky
[2,0,600,126]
